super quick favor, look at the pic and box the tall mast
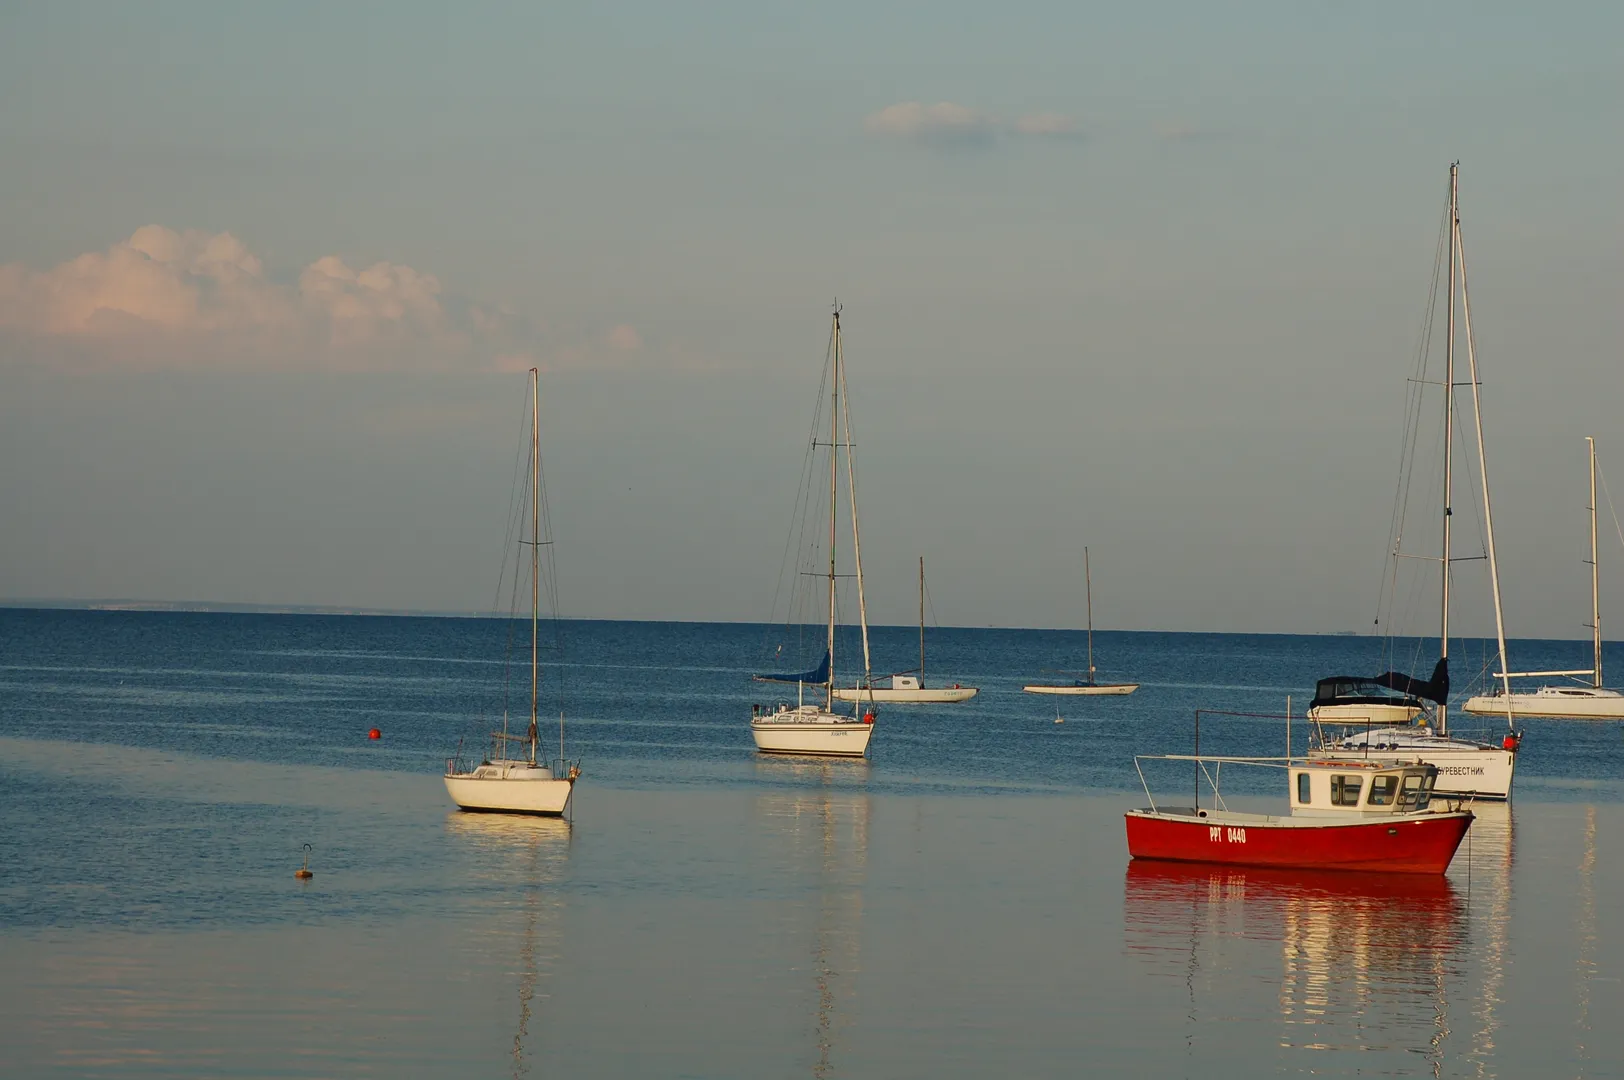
[1456,168,1514,729]
[826,309,840,709]
[840,323,873,692]
[1591,436,1602,687]
[1438,164,1458,737]
[919,556,926,684]
[1085,546,1095,685]
[529,366,540,764]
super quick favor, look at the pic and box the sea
[1,608,1620,1078]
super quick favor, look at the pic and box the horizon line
[0,598,1604,644]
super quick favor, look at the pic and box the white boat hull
[832,686,977,703]
[1022,683,1139,696]
[444,761,575,815]
[1310,729,1516,800]
[1463,687,1624,720]
[751,709,874,757]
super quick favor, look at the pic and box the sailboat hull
[752,710,875,757]
[832,686,977,703]
[1463,688,1624,720]
[444,762,575,815]
[1023,683,1139,696]
[1309,732,1516,800]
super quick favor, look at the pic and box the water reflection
[444,814,572,1078]
[755,772,870,1078]
[1453,800,1512,1069]
[1575,804,1598,1076]
[1125,861,1468,1070]
[753,756,872,786]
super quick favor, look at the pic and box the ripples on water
[1,609,1622,1076]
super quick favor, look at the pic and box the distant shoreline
[0,600,1602,644]
[0,599,486,618]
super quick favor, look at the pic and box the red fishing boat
[1125,755,1473,875]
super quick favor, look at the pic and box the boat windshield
[1397,771,1434,811]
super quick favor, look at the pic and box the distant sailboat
[1464,436,1624,720]
[1023,547,1139,696]
[833,557,978,703]
[751,306,877,757]
[444,367,579,815]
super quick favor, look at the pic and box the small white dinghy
[445,367,579,816]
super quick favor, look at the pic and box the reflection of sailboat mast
[1575,805,1598,1073]
[446,814,571,1079]
[513,871,538,1079]
[1461,802,1514,1069]
[756,769,868,1078]
[813,797,835,1079]
[812,788,868,1080]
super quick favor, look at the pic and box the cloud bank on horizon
[864,101,1079,142]
[0,226,639,372]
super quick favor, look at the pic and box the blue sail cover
[753,649,830,685]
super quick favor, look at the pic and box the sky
[2,2,1623,638]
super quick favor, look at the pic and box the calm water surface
[2,610,1621,1077]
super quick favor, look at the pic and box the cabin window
[1399,773,1431,810]
[1298,773,1311,803]
[1367,775,1397,806]
[1331,775,1363,806]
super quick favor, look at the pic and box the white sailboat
[833,557,978,703]
[1023,547,1139,696]
[444,367,580,815]
[1465,436,1624,719]
[1308,164,1518,800]
[751,306,877,757]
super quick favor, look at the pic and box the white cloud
[0,226,640,371]
[864,101,998,142]
[865,103,1079,144]
[1014,112,1078,137]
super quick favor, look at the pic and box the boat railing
[1133,754,1294,815]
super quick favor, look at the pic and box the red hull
[1124,809,1473,875]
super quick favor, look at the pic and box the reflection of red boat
[1125,756,1474,874]
[1123,858,1459,905]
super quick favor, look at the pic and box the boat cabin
[891,675,921,691]
[1289,759,1437,815]
[1307,675,1427,726]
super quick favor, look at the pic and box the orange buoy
[295,843,314,880]
[1502,733,1519,751]
[368,728,381,740]
[862,711,875,724]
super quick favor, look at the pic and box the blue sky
[2,3,1622,636]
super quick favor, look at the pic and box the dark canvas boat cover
[1312,657,1449,709]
